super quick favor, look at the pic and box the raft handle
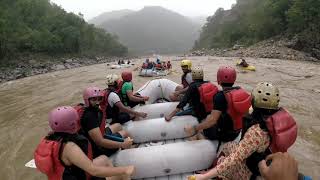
[164,168,171,174]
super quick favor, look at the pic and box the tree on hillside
[194,0,320,56]
[0,0,127,62]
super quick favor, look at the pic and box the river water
[0,56,319,179]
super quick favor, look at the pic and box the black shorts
[203,125,219,140]
[203,125,240,142]
[111,112,131,125]
[96,127,123,157]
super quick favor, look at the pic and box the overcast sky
[50,0,236,20]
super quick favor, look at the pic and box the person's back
[178,80,208,120]
[120,71,149,108]
[147,62,153,69]
[121,81,134,107]
[189,82,298,180]
[34,106,135,180]
[166,67,215,121]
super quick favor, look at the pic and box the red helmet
[49,106,79,134]
[217,66,237,84]
[83,87,103,107]
[122,71,132,82]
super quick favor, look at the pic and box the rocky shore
[0,56,129,83]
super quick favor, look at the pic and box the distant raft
[139,69,169,77]
[110,64,132,69]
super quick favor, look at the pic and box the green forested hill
[0,0,127,62]
[194,0,320,56]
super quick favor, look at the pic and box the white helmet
[106,74,119,86]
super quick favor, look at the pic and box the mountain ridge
[90,6,203,55]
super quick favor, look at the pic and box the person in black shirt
[183,66,245,142]
[80,86,133,158]
[166,67,220,141]
[165,67,208,121]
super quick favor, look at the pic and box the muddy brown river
[0,56,319,179]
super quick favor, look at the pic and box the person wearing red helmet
[34,106,135,180]
[184,66,251,143]
[80,87,133,158]
[120,71,149,108]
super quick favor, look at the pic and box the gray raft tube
[136,79,179,104]
[113,140,218,179]
[124,116,198,143]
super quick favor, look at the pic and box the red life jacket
[155,63,162,70]
[74,103,105,135]
[181,72,191,88]
[265,108,297,153]
[244,108,297,177]
[116,80,123,94]
[224,88,252,130]
[34,135,93,180]
[198,83,219,113]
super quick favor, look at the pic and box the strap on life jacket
[74,103,85,132]
[181,72,190,88]
[224,87,252,130]
[198,83,219,113]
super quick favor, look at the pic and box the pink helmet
[122,71,132,82]
[217,66,237,84]
[83,87,103,107]
[49,106,79,134]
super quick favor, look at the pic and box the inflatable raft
[137,79,179,104]
[111,64,132,69]
[113,140,218,179]
[139,69,169,77]
[133,102,179,120]
[26,94,220,180]
[124,115,198,143]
